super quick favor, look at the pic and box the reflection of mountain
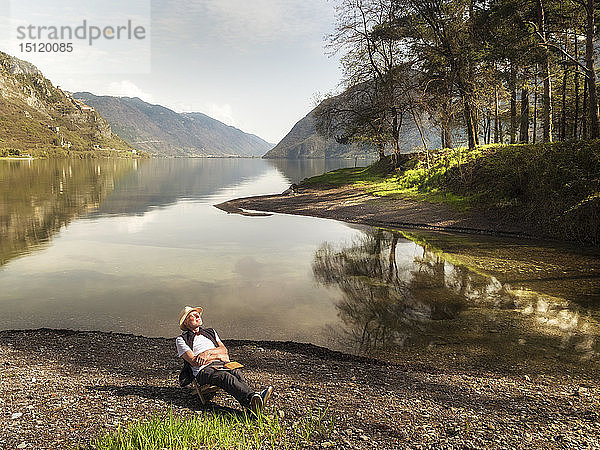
[91,159,274,217]
[313,229,600,359]
[0,159,136,266]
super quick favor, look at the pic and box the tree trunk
[494,84,500,143]
[520,87,530,143]
[510,66,517,143]
[464,95,477,150]
[574,31,580,139]
[560,64,568,141]
[409,106,427,151]
[583,73,589,138]
[377,142,385,160]
[533,66,538,144]
[391,107,401,156]
[537,0,553,142]
[442,124,452,149]
[585,0,599,138]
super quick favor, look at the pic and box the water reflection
[0,158,362,268]
[90,158,365,217]
[2,157,598,370]
[91,158,272,217]
[0,157,366,340]
[0,159,136,266]
[313,229,600,361]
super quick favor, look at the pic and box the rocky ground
[1,329,599,449]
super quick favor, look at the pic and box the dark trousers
[195,364,254,407]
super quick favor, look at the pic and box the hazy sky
[1,0,343,143]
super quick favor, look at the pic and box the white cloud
[106,80,154,102]
[201,103,237,126]
[152,0,334,52]
[170,101,238,127]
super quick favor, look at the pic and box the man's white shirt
[175,331,220,376]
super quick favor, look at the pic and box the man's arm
[182,350,199,367]
[194,341,230,366]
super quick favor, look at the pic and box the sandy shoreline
[1,329,598,449]
[215,185,536,240]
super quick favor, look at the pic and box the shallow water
[1,158,598,368]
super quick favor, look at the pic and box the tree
[319,0,413,160]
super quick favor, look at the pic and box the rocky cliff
[0,51,132,156]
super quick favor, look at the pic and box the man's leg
[196,367,254,407]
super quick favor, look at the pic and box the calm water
[1,158,599,368]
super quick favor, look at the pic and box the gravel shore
[1,329,598,449]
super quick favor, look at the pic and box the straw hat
[179,306,203,331]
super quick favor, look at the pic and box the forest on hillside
[316,0,600,157]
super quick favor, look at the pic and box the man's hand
[194,345,230,366]
[194,349,214,366]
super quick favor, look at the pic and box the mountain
[263,98,442,159]
[0,51,133,156]
[73,93,272,157]
[262,108,370,159]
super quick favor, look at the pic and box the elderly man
[176,306,273,414]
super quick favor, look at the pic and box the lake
[1,157,599,370]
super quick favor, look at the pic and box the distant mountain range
[1,50,439,160]
[73,93,273,158]
[263,96,441,159]
[0,51,132,156]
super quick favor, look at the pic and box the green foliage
[445,141,600,243]
[87,408,336,450]
[306,142,600,244]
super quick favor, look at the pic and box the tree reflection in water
[312,229,599,361]
[313,229,465,351]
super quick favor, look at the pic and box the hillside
[0,52,133,157]
[263,99,441,159]
[73,93,272,157]
[300,142,600,244]
[263,108,370,159]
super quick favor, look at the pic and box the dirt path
[215,185,531,238]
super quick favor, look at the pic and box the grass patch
[355,146,487,209]
[87,408,336,450]
[301,141,600,243]
[301,156,395,187]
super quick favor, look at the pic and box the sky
[0,0,343,144]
